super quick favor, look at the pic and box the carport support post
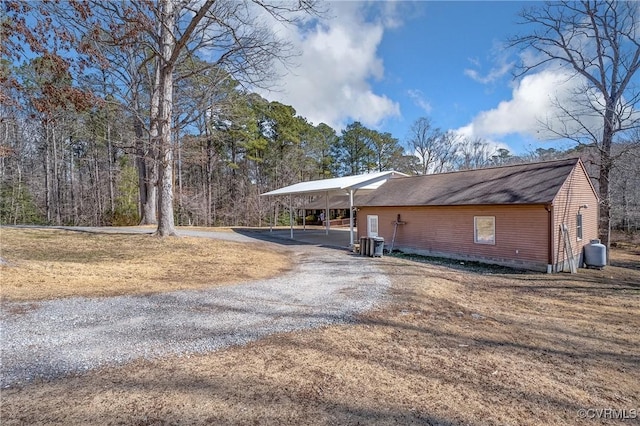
[289,195,294,239]
[325,191,330,235]
[269,197,273,232]
[349,189,355,246]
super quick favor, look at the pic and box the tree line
[1,0,639,242]
[2,54,638,231]
[0,51,509,229]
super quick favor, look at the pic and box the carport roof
[261,170,407,196]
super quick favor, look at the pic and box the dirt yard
[1,229,639,425]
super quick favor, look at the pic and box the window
[576,213,583,241]
[474,216,495,245]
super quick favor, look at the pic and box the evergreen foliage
[1,1,637,234]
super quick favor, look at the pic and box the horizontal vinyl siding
[358,205,549,270]
[552,163,599,269]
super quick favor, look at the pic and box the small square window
[576,213,583,241]
[474,216,495,245]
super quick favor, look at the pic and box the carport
[256,228,353,248]
[261,171,406,247]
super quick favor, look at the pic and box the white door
[367,215,379,237]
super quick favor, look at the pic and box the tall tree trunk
[94,145,103,225]
[157,138,175,235]
[599,99,615,261]
[13,163,22,225]
[69,143,78,225]
[43,121,52,223]
[155,0,176,236]
[78,161,85,222]
[135,109,158,225]
[599,139,612,258]
[137,156,158,225]
[212,165,219,226]
[107,121,115,214]
[621,179,628,232]
[205,137,213,226]
[176,125,183,225]
[52,126,62,225]
[57,131,67,224]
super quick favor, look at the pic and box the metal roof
[261,170,407,196]
[357,158,585,207]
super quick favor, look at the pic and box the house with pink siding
[356,158,599,272]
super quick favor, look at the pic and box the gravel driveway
[1,229,390,388]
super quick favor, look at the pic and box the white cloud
[458,69,604,143]
[464,43,515,85]
[255,2,401,131]
[407,89,432,114]
[464,61,513,85]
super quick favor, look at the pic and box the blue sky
[258,1,585,156]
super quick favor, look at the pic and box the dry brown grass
[0,227,291,301]
[1,232,639,425]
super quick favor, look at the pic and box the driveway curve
[1,228,390,388]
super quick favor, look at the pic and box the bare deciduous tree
[455,137,495,170]
[128,0,321,236]
[407,117,459,174]
[407,117,437,175]
[510,0,640,253]
[5,0,321,235]
[610,134,640,232]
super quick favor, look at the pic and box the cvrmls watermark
[577,408,638,420]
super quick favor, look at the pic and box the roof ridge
[357,157,581,206]
[394,157,580,180]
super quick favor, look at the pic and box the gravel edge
[1,236,390,388]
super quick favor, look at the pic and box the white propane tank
[584,239,606,269]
